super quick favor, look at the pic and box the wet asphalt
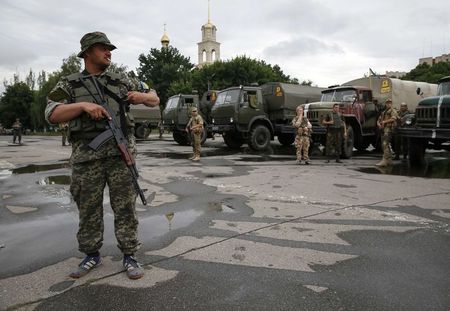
[0,134,449,310]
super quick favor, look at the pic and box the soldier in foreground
[45,32,159,279]
[322,103,347,163]
[186,107,204,161]
[292,105,312,164]
[376,98,398,167]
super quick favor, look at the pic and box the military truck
[397,76,450,165]
[208,82,325,150]
[129,104,161,139]
[305,77,437,158]
[162,90,217,145]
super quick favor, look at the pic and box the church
[160,0,220,68]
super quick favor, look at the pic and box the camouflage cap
[385,98,392,104]
[400,102,407,106]
[191,107,198,112]
[77,31,117,58]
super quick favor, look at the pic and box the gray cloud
[263,36,344,59]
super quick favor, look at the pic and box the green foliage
[137,46,194,108]
[0,82,34,128]
[191,55,297,96]
[402,62,450,83]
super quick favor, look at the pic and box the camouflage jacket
[292,116,311,136]
[379,107,399,134]
[188,115,204,134]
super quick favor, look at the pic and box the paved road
[0,134,449,310]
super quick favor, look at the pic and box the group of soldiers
[291,99,410,167]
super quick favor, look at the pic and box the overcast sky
[0,0,449,93]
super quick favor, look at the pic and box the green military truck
[305,77,437,158]
[397,76,450,165]
[129,104,161,139]
[162,90,217,145]
[208,82,324,150]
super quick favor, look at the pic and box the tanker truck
[305,76,437,158]
[129,104,161,139]
[208,82,325,150]
[397,76,450,165]
[162,90,217,145]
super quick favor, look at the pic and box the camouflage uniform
[394,108,410,159]
[12,120,23,144]
[46,70,141,255]
[187,114,204,160]
[378,106,398,164]
[325,111,345,159]
[59,122,69,146]
[292,115,311,162]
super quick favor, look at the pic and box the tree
[191,55,298,96]
[0,82,34,129]
[402,62,450,83]
[137,46,194,108]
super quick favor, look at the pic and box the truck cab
[129,105,161,139]
[162,94,200,145]
[307,86,379,157]
[398,76,450,165]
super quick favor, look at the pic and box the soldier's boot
[123,255,144,280]
[189,154,195,160]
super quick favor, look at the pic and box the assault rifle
[79,75,147,205]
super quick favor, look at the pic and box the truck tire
[135,124,151,139]
[248,125,271,151]
[223,132,243,149]
[342,125,354,159]
[173,130,189,145]
[277,133,295,146]
[408,138,425,166]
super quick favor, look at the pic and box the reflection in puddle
[355,157,450,178]
[12,163,69,174]
[208,202,236,213]
[38,175,71,185]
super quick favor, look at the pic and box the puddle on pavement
[355,157,450,178]
[38,175,71,185]
[12,163,69,174]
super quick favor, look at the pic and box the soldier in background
[292,105,312,164]
[322,103,347,163]
[59,122,69,146]
[185,107,204,161]
[45,31,159,280]
[376,98,398,167]
[393,102,410,160]
[12,118,23,144]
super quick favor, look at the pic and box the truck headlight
[212,118,215,124]
[171,119,174,124]
[230,117,234,123]
[405,118,412,125]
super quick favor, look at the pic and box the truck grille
[416,106,450,128]
[307,111,319,121]
[213,117,231,125]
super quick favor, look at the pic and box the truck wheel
[342,125,354,159]
[223,132,243,149]
[248,125,271,151]
[277,133,295,146]
[408,138,425,166]
[173,130,189,145]
[201,123,208,145]
[135,124,151,139]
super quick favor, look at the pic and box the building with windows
[197,0,220,68]
[419,54,450,66]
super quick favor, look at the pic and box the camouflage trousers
[295,135,310,161]
[192,132,202,157]
[326,129,343,157]
[382,132,393,160]
[70,156,140,255]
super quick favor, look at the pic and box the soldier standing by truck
[393,102,410,160]
[376,98,398,167]
[322,104,347,163]
[186,107,204,161]
[292,105,312,164]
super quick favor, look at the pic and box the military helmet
[77,31,117,58]
[191,107,198,112]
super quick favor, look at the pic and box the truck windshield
[321,89,357,102]
[215,89,241,106]
[437,81,450,96]
[165,97,179,110]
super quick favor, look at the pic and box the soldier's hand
[127,91,145,105]
[83,102,111,120]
